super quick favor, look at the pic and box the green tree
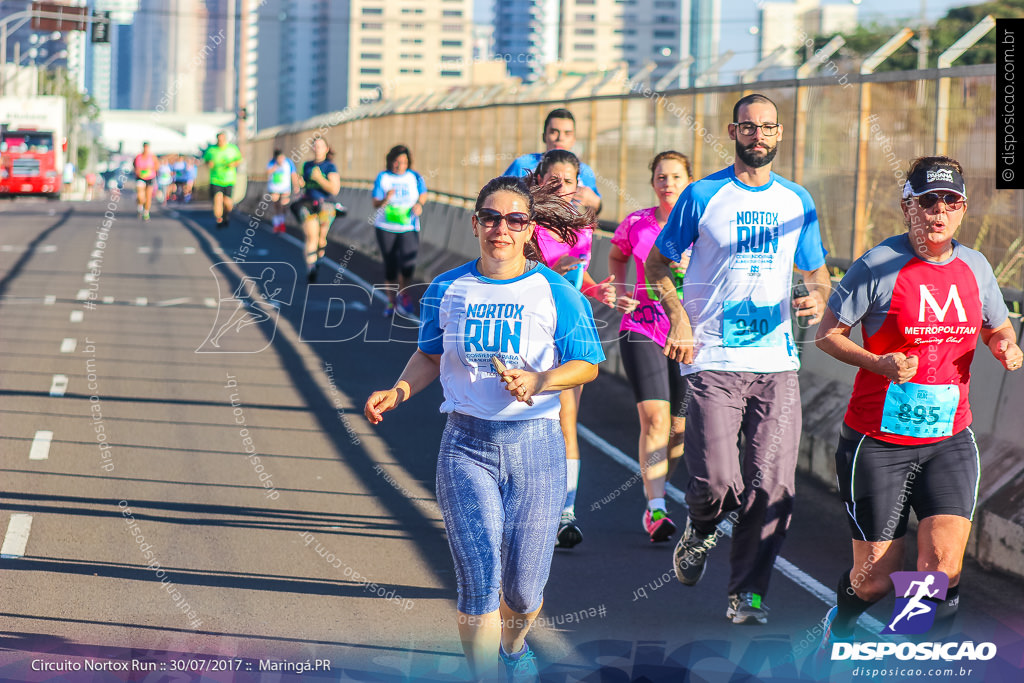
[808,0,1024,71]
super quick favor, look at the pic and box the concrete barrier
[236,180,1024,580]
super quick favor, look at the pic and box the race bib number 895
[880,382,959,438]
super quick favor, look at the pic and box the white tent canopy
[91,110,236,156]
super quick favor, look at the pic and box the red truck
[0,96,66,199]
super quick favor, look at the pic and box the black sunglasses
[475,208,532,231]
[916,192,965,210]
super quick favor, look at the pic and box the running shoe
[136,205,143,219]
[643,508,676,543]
[499,642,539,682]
[143,210,150,221]
[307,262,319,283]
[727,592,769,625]
[216,217,226,229]
[556,511,583,548]
[672,518,716,586]
[396,293,414,317]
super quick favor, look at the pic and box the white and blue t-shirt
[654,166,827,374]
[504,153,601,197]
[266,158,296,194]
[418,260,606,421]
[372,170,427,233]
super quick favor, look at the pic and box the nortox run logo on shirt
[461,302,525,364]
[731,211,779,273]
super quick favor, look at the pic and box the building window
[440,70,462,77]
[441,40,462,47]
[400,68,423,74]
[653,30,675,39]
[399,53,423,59]
[654,0,675,7]
[576,28,595,36]
[360,67,381,75]
[361,7,382,15]
[442,10,463,17]
[361,22,382,30]
[361,83,380,90]
[401,23,423,30]
[360,52,382,60]
[574,43,595,51]
[442,23,462,32]
[400,37,424,44]
[401,8,424,14]
[655,15,674,23]
[362,36,383,45]
[574,13,595,22]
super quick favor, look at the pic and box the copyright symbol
[1002,168,1015,182]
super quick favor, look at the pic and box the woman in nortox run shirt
[530,149,615,550]
[814,156,1023,646]
[364,176,604,680]
[608,151,693,543]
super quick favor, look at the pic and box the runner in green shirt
[203,132,242,228]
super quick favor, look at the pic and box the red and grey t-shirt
[828,234,1008,445]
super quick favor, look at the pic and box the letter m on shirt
[918,284,967,323]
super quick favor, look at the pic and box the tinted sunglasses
[916,192,965,210]
[475,208,532,231]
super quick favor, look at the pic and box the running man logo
[197,262,297,353]
[919,284,967,323]
[881,571,949,635]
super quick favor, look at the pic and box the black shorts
[375,228,419,281]
[618,330,692,418]
[136,177,154,186]
[835,423,980,542]
[210,183,234,196]
[292,197,335,223]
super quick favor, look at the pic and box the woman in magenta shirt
[608,151,693,542]
[531,150,614,549]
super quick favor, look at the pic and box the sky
[472,0,987,78]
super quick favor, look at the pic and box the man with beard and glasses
[645,93,832,624]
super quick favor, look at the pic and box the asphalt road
[0,196,1022,683]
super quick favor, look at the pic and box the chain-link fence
[246,63,1022,294]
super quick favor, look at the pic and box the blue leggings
[436,412,566,615]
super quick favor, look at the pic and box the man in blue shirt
[503,108,601,213]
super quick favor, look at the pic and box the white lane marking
[70,310,84,323]
[75,289,90,300]
[0,245,14,252]
[44,295,56,305]
[60,338,77,353]
[135,297,148,306]
[41,244,57,253]
[103,296,114,304]
[157,297,190,307]
[575,423,887,634]
[204,297,217,308]
[0,514,33,558]
[184,246,196,254]
[29,431,53,460]
[138,246,152,254]
[49,374,68,396]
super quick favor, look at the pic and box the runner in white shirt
[266,149,299,233]
[364,176,603,681]
[646,93,832,625]
[372,145,428,316]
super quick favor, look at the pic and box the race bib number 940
[722,300,782,347]
[880,382,959,438]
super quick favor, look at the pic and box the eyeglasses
[475,208,532,231]
[915,192,965,210]
[733,121,780,137]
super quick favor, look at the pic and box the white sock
[563,458,580,514]
[648,497,666,512]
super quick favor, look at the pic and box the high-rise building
[758,0,858,69]
[253,0,473,130]
[492,0,718,89]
